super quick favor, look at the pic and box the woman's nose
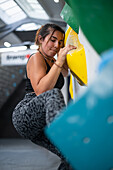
[55,41,59,48]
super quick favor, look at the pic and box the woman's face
[41,30,64,57]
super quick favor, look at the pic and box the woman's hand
[57,44,77,66]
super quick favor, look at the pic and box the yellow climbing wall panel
[65,26,88,86]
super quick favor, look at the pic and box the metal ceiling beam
[0,17,66,40]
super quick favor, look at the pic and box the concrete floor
[0,139,61,170]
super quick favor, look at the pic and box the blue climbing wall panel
[45,49,113,170]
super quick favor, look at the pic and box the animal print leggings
[12,88,73,170]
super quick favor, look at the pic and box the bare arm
[27,45,76,96]
[61,60,69,77]
[27,53,62,95]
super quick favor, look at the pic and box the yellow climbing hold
[65,26,88,86]
[69,74,74,99]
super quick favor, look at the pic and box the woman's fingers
[60,44,77,55]
[57,45,77,64]
[65,44,77,54]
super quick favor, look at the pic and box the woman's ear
[38,35,43,44]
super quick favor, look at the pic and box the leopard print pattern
[12,88,66,158]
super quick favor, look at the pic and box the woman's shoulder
[30,51,39,58]
[28,51,47,69]
[28,51,42,63]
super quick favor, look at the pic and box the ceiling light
[0,46,27,53]
[30,44,38,50]
[16,23,41,31]
[54,0,59,3]
[4,42,11,47]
